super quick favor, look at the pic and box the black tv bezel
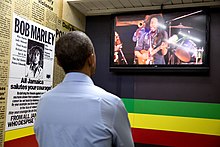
[109,7,210,73]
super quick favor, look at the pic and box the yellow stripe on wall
[5,114,220,142]
[128,113,220,136]
[128,113,135,127]
[5,126,35,142]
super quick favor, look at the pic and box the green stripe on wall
[122,98,220,120]
[122,99,135,112]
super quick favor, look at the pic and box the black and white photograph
[25,39,44,79]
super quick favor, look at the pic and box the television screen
[110,8,210,72]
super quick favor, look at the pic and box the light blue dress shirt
[34,72,134,147]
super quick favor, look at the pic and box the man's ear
[88,54,94,67]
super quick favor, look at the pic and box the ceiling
[68,0,220,16]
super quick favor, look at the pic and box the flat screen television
[110,8,210,73]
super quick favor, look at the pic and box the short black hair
[55,31,94,73]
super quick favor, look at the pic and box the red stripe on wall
[132,128,220,147]
[4,129,220,147]
[4,135,38,147]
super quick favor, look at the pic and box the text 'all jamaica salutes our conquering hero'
[14,17,55,45]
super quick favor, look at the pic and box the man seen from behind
[34,31,134,147]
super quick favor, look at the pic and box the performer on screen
[114,31,122,64]
[132,15,149,53]
[114,31,127,64]
[134,15,168,64]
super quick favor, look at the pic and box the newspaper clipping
[0,0,13,144]
[5,13,55,131]
[0,0,78,145]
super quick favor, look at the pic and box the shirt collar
[63,72,94,85]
